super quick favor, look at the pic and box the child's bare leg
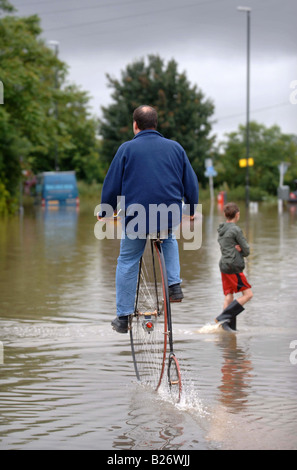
[223,293,234,310]
[237,288,253,307]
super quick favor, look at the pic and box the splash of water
[157,371,209,418]
[197,322,222,334]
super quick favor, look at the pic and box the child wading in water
[215,202,253,332]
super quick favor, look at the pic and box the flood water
[0,199,297,450]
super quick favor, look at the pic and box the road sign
[278,162,290,174]
[204,167,217,177]
[278,161,290,187]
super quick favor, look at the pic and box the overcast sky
[9,0,297,142]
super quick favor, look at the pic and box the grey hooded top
[217,222,250,274]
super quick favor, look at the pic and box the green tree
[99,55,215,180]
[216,122,297,197]
[0,0,15,12]
[0,9,102,214]
[55,84,103,183]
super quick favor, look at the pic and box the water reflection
[216,334,253,413]
[0,201,297,450]
[111,386,203,450]
[38,206,79,260]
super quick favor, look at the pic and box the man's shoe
[111,315,129,334]
[169,283,184,302]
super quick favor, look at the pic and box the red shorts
[221,272,251,296]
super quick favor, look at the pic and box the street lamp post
[237,6,251,208]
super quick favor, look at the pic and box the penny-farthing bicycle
[129,236,182,403]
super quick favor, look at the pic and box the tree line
[1,0,297,214]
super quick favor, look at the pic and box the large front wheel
[130,240,169,391]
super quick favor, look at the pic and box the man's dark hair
[224,202,240,220]
[133,105,158,130]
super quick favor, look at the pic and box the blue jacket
[100,130,199,234]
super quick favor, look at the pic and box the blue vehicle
[36,171,79,206]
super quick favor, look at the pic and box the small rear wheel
[168,353,182,403]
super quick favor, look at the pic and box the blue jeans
[116,233,181,317]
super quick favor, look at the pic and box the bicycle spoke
[130,238,182,402]
[130,240,167,390]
